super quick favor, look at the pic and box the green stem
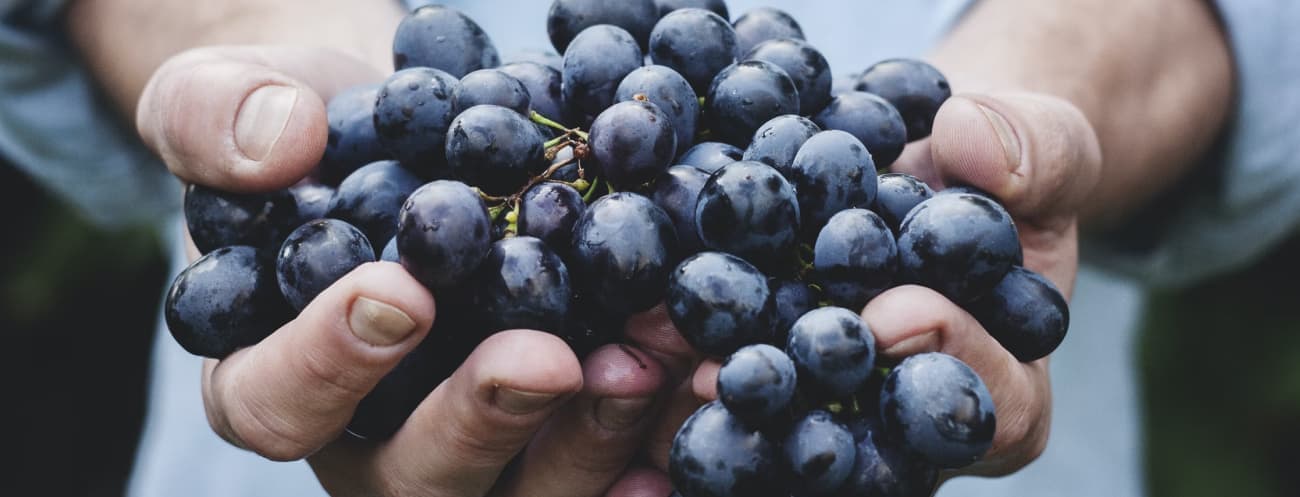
[544,135,570,150]
[531,110,569,133]
[583,177,602,203]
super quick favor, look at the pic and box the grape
[786,307,876,399]
[276,219,376,311]
[669,401,784,497]
[288,183,334,225]
[588,100,679,187]
[650,8,739,94]
[679,141,743,172]
[880,352,996,469]
[164,246,290,359]
[547,0,659,53]
[326,160,423,253]
[873,173,934,234]
[855,58,952,141]
[787,130,878,233]
[742,114,820,174]
[830,72,859,98]
[397,180,492,292]
[770,279,819,347]
[500,61,571,125]
[617,65,700,150]
[813,91,907,168]
[716,344,797,423]
[813,209,896,310]
[392,5,499,78]
[453,69,532,116]
[651,165,710,254]
[696,161,800,271]
[666,252,775,356]
[732,7,804,55]
[705,60,800,147]
[373,67,459,174]
[570,193,679,316]
[561,24,645,120]
[518,182,587,255]
[380,236,399,263]
[183,183,297,255]
[655,0,729,19]
[505,50,563,71]
[560,292,623,357]
[476,236,572,334]
[744,39,832,115]
[445,105,547,196]
[838,421,939,497]
[967,266,1070,362]
[783,411,856,496]
[896,193,1022,303]
[320,84,388,184]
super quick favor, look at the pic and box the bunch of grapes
[164,0,1072,495]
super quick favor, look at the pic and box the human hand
[138,45,686,497]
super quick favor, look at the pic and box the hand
[138,45,689,497]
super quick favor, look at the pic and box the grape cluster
[163,0,1073,492]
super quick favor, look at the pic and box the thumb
[136,45,384,193]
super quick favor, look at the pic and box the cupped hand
[138,45,694,497]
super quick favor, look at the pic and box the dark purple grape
[392,5,499,78]
[275,219,375,311]
[397,180,492,292]
[500,61,570,125]
[874,173,934,234]
[784,411,856,496]
[380,236,399,263]
[967,266,1069,362]
[716,344,796,424]
[855,58,951,141]
[561,24,645,120]
[813,91,907,168]
[770,279,819,347]
[669,401,784,497]
[570,193,679,316]
[649,8,738,94]
[788,130,878,233]
[164,246,290,359]
[813,209,896,310]
[617,65,700,151]
[326,160,423,253]
[705,60,800,147]
[589,100,678,187]
[445,104,547,196]
[184,183,298,255]
[830,72,858,98]
[288,183,334,225]
[373,67,459,174]
[519,182,586,254]
[881,353,996,469]
[651,164,710,253]
[787,307,876,399]
[666,252,775,356]
[560,292,623,358]
[896,193,1021,304]
[547,0,659,53]
[838,420,938,497]
[320,84,388,184]
[679,141,742,172]
[506,50,563,70]
[744,38,832,115]
[476,236,572,334]
[655,0,729,19]
[731,7,804,56]
[695,161,800,271]
[453,69,532,116]
[742,114,820,174]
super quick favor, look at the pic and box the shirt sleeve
[1084,0,1300,289]
[0,0,180,231]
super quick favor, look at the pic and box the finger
[137,45,384,192]
[494,345,668,497]
[625,304,702,382]
[604,467,675,497]
[363,330,584,497]
[862,284,1051,476]
[201,262,435,461]
[691,359,722,402]
[642,377,705,472]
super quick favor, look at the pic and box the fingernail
[974,102,1022,169]
[594,397,654,430]
[234,85,298,161]
[495,388,561,415]
[882,332,939,358]
[349,297,417,346]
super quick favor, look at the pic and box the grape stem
[531,111,589,141]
